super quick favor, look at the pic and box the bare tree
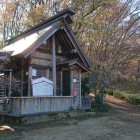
[76,0,140,84]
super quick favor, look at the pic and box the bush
[127,95,140,105]
[91,98,109,112]
[113,91,128,100]
[81,74,90,94]
[105,89,113,95]
[106,89,140,106]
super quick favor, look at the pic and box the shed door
[63,70,70,96]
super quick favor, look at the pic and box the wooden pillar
[52,35,56,96]
[46,69,49,79]
[79,70,82,105]
[28,65,32,96]
[60,55,63,96]
[8,71,12,98]
[60,71,63,96]
[21,69,24,97]
[21,59,24,97]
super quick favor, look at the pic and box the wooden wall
[4,97,73,115]
[28,42,81,105]
[56,71,61,95]
[72,67,81,107]
[31,51,52,67]
[29,43,68,96]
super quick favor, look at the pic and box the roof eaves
[62,26,91,68]
[69,60,90,72]
[69,30,91,68]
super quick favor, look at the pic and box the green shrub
[81,74,90,94]
[113,91,128,100]
[127,95,140,105]
[112,90,140,105]
[105,88,140,106]
[91,98,109,112]
[107,89,140,105]
[105,89,113,95]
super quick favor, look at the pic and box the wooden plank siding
[56,71,61,96]
[4,97,73,115]
[31,51,52,67]
[72,68,80,106]
[29,43,70,97]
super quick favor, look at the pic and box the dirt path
[1,95,140,140]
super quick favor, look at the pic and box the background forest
[0,0,140,93]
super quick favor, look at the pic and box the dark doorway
[63,70,70,96]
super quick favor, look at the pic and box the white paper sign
[32,69,37,76]
[73,79,77,82]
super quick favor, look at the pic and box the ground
[0,95,140,140]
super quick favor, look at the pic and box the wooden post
[79,70,82,105]
[21,59,24,97]
[8,71,12,98]
[60,71,63,96]
[60,55,63,96]
[52,35,56,96]
[70,70,73,96]
[46,69,49,79]
[21,69,24,97]
[28,65,32,96]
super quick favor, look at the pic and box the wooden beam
[52,35,56,96]
[31,56,51,61]
[60,49,77,55]
[30,64,51,69]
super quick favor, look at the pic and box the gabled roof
[0,8,91,68]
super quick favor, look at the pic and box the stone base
[0,110,88,125]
